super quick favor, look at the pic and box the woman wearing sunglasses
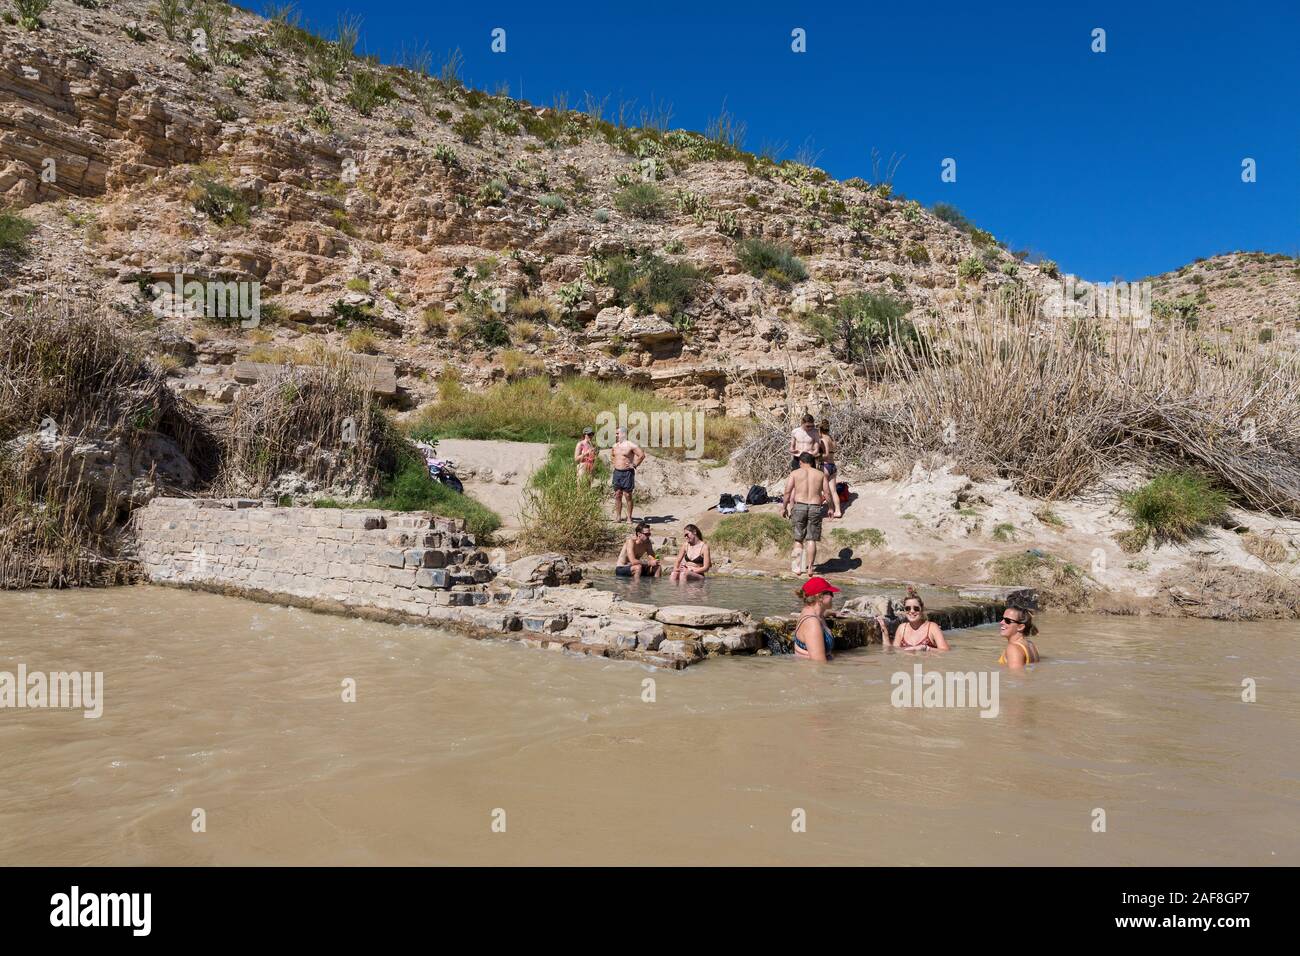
[998,605,1040,668]
[876,591,950,650]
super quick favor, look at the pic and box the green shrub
[538,193,567,213]
[317,455,501,541]
[452,113,484,144]
[830,527,885,550]
[613,182,668,219]
[736,238,807,285]
[931,201,974,232]
[1119,471,1228,550]
[346,71,397,116]
[600,252,703,319]
[408,374,748,461]
[0,210,36,256]
[804,292,917,365]
[957,257,985,281]
[186,176,250,225]
[518,444,617,558]
[710,513,793,553]
[989,550,1089,609]
[14,0,50,30]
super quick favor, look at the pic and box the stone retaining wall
[130,499,753,668]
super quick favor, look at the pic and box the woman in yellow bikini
[998,605,1041,669]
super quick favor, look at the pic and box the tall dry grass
[214,347,401,497]
[0,296,215,588]
[737,293,1300,517]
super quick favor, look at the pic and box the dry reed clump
[1156,558,1300,620]
[0,297,216,588]
[737,293,1300,517]
[213,348,401,498]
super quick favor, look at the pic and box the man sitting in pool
[615,522,661,578]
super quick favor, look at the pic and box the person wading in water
[783,452,834,574]
[610,427,645,524]
[670,524,711,582]
[792,576,839,662]
[877,590,950,650]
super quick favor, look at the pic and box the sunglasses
[1000,616,1023,626]
[903,605,922,612]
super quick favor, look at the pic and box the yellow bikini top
[999,638,1039,665]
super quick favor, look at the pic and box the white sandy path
[431,439,552,532]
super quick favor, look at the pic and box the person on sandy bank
[816,418,842,519]
[783,452,835,574]
[574,426,597,483]
[793,576,839,662]
[615,522,661,578]
[789,413,820,472]
[670,524,711,582]
[998,605,1041,669]
[610,426,645,524]
[877,590,951,650]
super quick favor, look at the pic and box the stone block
[415,569,451,590]
[654,605,740,627]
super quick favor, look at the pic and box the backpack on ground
[718,493,737,510]
[744,484,768,506]
[836,481,850,504]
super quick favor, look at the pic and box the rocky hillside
[0,0,1059,418]
[1,1,1293,421]
[1145,252,1300,336]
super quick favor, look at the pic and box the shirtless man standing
[783,451,834,574]
[789,414,820,472]
[610,427,645,523]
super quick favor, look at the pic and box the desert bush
[989,550,1090,609]
[710,513,793,554]
[1119,471,1229,550]
[13,0,50,30]
[346,71,396,116]
[0,210,36,257]
[736,238,807,285]
[187,176,251,225]
[803,292,917,367]
[599,252,703,318]
[518,444,616,558]
[613,182,668,219]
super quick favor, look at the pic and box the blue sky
[286,0,1298,281]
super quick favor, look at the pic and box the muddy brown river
[1,586,1296,865]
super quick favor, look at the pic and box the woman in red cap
[793,576,839,661]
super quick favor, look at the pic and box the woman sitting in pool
[793,576,838,662]
[998,605,1040,668]
[876,590,950,650]
[669,524,711,582]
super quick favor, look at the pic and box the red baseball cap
[801,576,840,596]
